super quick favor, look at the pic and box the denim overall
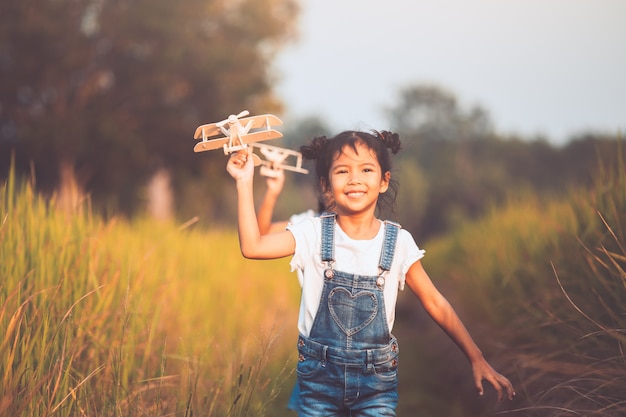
[294,213,401,416]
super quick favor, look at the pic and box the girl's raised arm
[404,260,515,401]
[258,167,290,235]
[226,149,295,259]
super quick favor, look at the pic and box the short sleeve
[286,216,319,273]
[396,229,425,290]
[288,209,316,225]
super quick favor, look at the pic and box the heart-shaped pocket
[328,288,378,336]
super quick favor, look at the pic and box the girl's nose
[348,175,361,185]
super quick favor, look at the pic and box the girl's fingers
[502,376,516,400]
[228,149,251,169]
[475,369,516,401]
[475,378,485,397]
[230,151,247,165]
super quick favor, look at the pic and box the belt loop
[321,345,328,367]
[366,350,374,371]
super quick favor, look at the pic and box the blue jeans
[295,335,399,416]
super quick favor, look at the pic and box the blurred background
[1,0,624,228]
[1,1,625,416]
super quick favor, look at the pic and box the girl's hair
[300,130,401,216]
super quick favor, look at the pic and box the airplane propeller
[216,110,250,128]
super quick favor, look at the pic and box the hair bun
[300,135,329,160]
[375,130,401,154]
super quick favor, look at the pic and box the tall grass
[1,168,300,416]
[422,142,626,416]
[4,142,624,417]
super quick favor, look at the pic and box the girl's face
[326,142,390,215]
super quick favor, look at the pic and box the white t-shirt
[289,209,316,226]
[288,210,317,286]
[287,216,425,337]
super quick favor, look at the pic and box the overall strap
[320,213,336,276]
[377,220,401,285]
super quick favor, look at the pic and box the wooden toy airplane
[251,142,309,178]
[193,110,283,154]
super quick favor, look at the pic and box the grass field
[1,170,300,417]
[409,151,626,416]
[2,146,625,416]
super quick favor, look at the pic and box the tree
[386,84,492,142]
[0,0,298,216]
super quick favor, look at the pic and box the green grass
[3,141,625,417]
[1,169,300,417]
[418,143,626,416]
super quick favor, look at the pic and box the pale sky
[274,0,626,144]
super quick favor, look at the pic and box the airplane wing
[193,123,222,140]
[259,160,309,176]
[251,142,309,176]
[238,129,283,145]
[193,137,230,153]
[237,114,283,130]
[193,114,281,139]
[192,113,283,155]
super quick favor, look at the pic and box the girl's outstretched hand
[472,358,515,401]
[265,166,285,196]
[226,148,255,181]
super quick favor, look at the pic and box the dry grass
[421,143,626,416]
[1,169,300,417]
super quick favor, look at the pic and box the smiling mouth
[346,191,365,198]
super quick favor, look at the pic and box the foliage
[0,168,300,416]
[416,141,626,416]
[0,0,298,214]
[386,84,492,140]
[393,120,623,240]
[2,139,626,416]
[382,84,624,240]
[267,95,624,243]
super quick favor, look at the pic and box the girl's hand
[472,358,516,401]
[227,148,255,181]
[265,167,285,196]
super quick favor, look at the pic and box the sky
[274,0,626,144]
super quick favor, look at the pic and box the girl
[227,130,514,416]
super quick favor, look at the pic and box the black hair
[300,130,401,217]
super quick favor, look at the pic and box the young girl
[227,130,515,416]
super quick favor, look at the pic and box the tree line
[0,0,298,214]
[1,2,623,240]
[280,87,624,241]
